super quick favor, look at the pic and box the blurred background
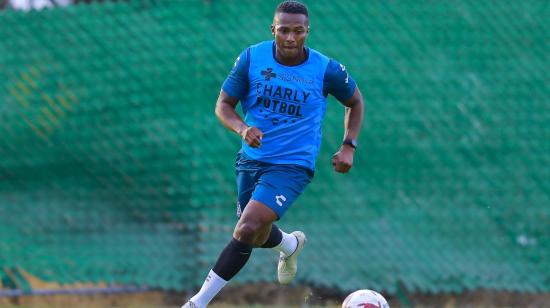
[0,0,548,307]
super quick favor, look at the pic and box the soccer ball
[342,289,389,308]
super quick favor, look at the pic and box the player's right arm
[215,48,263,148]
[215,91,263,148]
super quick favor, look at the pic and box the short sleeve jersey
[222,41,356,171]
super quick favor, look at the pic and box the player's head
[271,1,309,60]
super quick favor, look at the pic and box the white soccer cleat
[181,301,200,308]
[278,231,307,284]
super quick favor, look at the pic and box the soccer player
[183,1,363,307]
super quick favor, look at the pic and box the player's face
[272,13,309,60]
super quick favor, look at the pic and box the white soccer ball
[342,289,389,308]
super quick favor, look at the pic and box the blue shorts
[235,151,314,219]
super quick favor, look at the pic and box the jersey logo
[261,68,277,81]
[275,194,287,206]
[339,63,349,84]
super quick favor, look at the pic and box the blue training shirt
[222,40,357,171]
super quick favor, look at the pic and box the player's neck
[275,48,307,66]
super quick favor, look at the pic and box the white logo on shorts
[236,201,242,217]
[275,195,287,206]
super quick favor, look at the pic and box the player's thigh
[235,152,261,217]
[251,165,313,220]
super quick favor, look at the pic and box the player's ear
[271,24,275,36]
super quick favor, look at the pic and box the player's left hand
[332,146,355,173]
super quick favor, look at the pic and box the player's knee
[234,220,264,245]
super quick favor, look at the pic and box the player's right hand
[240,126,263,148]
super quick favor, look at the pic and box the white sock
[187,270,227,308]
[273,230,298,257]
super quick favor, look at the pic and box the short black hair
[275,1,308,17]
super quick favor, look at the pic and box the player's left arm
[324,59,364,173]
[333,87,364,173]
